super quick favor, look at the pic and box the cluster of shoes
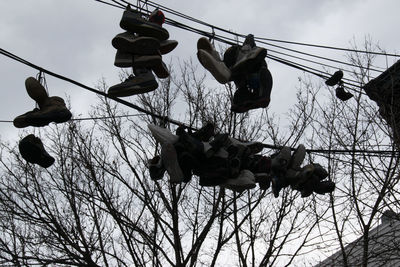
[197,34,273,113]
[108,7,178,97]
[325,70,353,101]
[147,123,335,196]
[270,145,335,198]
[14,77,72,168]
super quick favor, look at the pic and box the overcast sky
[1,0,399,143]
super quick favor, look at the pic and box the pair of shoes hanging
[14,76,72,168]
[325,70,353,101]
[109,7,178,97]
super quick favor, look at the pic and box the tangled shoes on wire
[13,77,72,128]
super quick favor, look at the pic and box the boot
[19,134,55,168]
[25,77,48,107]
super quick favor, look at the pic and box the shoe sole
[108,79,158,97]
[120,11,169,41]
[231,48,267,75]
[133,55,162,69]
[14,109,72,128]
[112,36,160,55]
[197,49,231,84]
[160,40,178,55]
[161,142,184,183]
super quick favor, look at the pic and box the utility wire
[0,114,143,123]
[0,48,195,132]
[2,47,398,156]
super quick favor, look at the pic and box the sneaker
[119,8,169,41]
[151,61,169,79]
[133,54,162,69]
[25,77,48,107]
[222,169,256,192]
[197,49,231,84]
[114,50,133,68]
[325,70,343,86]
[230,88,254,113]
[161,142,184,183]
[160,40,178,55]
[228,137,264,155]
[314,180,335,195]
[190,122,215,142]
[148,155,165,180]
[313,163,328,180]
[231,46,267,76]
[112,32,160,55]
[199,167,229,186]
[148,9,165,26]
[177,151,196,182]
[148,124,179,145]
[224,45,241,71]
[19,134,55,168]
[176,130,205,159]
[107,72,158,97]
[285,144,306,184]
[14,96,72,128]
[336,85,353,101]
[291,164,315,191]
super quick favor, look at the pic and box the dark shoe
[25,77,48,107]
[336,85,353,101]
[148,9,165,26]
[271,175,286,197]
[19,134,55,168]
[148,156,165,180]
[190,122,215,142]
[112,32,160,55]
[177,152,195,182]
[313,163,328,180]
[160,40,178,55]
[114,50,133,68]
[14,96,72,128]
[325,70,343,86]
[108,72,158,97]
[151,61,170,79]
[314,180,335,195]
[119,8,169,40]
[291,164,315,191]
[231,47,267,76]
[199,167,229,186]
[223,45,240,69]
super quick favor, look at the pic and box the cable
[0,114,143,123]
[0,47,196,132]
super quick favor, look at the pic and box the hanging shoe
[114,50,133,68]
[119,8,169,40]
[336,85,353,101]
[190,122,215,142]
[161,142,184,183]
[148,9,165,26]
[291,164,315,191]
[325,70,343,86]
[25,77,49,107]
[314,180,335,195]
[148,124,179,145]
[160,40,178,55]
[199,166,230,186]
[221,169,256,192]
[231,46,267,76]
[19,134,55,168]
[177,151,196,182]
[247,65,273,111]
[14,96,72,128]
[151,61,170,79]
[312,163,328,180]
[197,49,231,84]
[132,54,162,69]
[148,155,166,180]
[223,45,241,69]
[112,32,160,55]
[108,71,158,97]
[230,88,254,113]
[285,144,306,184]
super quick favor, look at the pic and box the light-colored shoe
[148,124,179,145]
[222,169,256,192]
[197,49,231,84]
[161,142,184,183]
